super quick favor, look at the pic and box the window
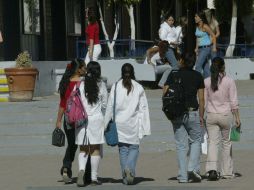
[23,0,40,34]
[66,0,82,35]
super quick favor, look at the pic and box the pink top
[205,75,239,114]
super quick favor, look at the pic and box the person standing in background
[175,16,188,55]
[205,9,220,59]
[194,11,217,79]
[85,9,101,64]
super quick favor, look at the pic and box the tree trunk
[126,5,136,52]
[98,2,119,58]
[226,0,237,57]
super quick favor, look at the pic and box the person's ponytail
[121,63,135,95]
[210,57,225,92]
[85,61,101,104]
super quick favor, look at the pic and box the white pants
[205,112,234,176]
[85,44,102,64]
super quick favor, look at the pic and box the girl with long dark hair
[75,61,108,186]
[205,57,241,180]
[194,11,217,78]
[104,63,151,185]
[56,59,86,183]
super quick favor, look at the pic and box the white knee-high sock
[78,152,88,171]
[91,155,100,180]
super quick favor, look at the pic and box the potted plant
[4,51,38,101]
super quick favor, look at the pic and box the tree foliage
[214,0,254,22]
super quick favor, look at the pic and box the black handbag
[52,128,65,147]
[105,82,119,146]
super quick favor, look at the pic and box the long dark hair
[121,63,135,95]
[210,57,225,92]
[85,61,101,104]
[58,59,85,98]
[196,11,208,25]
[88,8,97,24]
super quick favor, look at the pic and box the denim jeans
[158,68,172,88]
[171,111,202,181]
[165,48,179,70]
[118,143,139,178]
[195,46,211,79]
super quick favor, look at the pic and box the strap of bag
[112,82,118,122]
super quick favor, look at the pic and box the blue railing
[76,39,154,59]
[76,38,254,59]
[217,44,254,58]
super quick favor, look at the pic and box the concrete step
[0,85,9,92]
[0,68,9,102]
[0,77,7,84]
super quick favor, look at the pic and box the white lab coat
[75,81,108,145]
[104,80,151,145]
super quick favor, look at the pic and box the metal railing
[76,38,254,59]
[76,39,154,59]
[217,44,254,58]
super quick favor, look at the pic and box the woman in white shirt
[104,63,151,185]
[76,61,108,187]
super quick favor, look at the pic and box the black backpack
[162,71,187,120]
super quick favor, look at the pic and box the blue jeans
[165,48,179,70]
[171,111,202,181]
[118,143,139,178]
[195,46,211,79]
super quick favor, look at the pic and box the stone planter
[4,68,38,101]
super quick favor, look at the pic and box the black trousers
[61,119,91,182]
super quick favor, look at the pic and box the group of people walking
[55,7,241,187]
[56,60,150,186]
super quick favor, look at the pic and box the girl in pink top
[204,57,241,180]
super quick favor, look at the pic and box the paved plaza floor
[0,80,254,190]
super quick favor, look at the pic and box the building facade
[0,0,208,61]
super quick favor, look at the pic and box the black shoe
[188,171,202,183]
[91,180,102,186]
[208,170,219,181]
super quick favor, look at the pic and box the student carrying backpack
[162,70,187,120]
[162,53,205,183]
[55,59,88,184]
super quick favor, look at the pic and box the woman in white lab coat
[75,61,108,187]
[104,63,151,185]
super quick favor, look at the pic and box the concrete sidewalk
[0,80,254,190]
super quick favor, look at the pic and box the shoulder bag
[104,82,119,146]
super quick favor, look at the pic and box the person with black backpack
[162,53,205,183]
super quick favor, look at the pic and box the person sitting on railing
[143,40,172,81]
